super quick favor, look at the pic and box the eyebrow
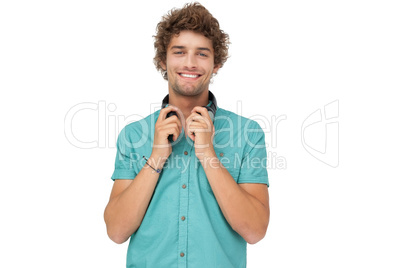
[170,46,211,52]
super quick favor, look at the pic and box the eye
[173,51,183,55]
[199,52,208,57]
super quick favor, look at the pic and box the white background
[1,0,401,267]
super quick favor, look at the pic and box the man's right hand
[150,106,183,166]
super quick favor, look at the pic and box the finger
[165,125,181,141]
[158,106,179,123]
[159,126,181,142]
[189,107,212,129]
[185,111,196,122]
[172,127,182,141]
[186,113,207,126]
[188,126,209,134]
[189,115,205,123]
[186,114,211,132]
[160,123,181,136]
[185,118,199,134]
[186,121,205,130]
[185,119,195,140]
[191,106,210,119]
[186,122,208,141]
[164,107,185,130]
[171,124,182,141]
[164,114,183,130]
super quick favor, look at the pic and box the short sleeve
[111,127,139,181]
[237,121,269,186]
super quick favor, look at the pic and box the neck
[168,89,209,120]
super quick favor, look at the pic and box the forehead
[168,30,213,50]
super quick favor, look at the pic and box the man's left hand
[186,106,216,158]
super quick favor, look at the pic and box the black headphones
[161,91,217,142]
[161,91,218,122]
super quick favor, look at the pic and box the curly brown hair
[153,2,230,80]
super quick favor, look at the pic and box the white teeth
[180,73,198,78]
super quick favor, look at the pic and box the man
[104,3,270,267]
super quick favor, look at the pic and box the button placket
[178,144,192,267]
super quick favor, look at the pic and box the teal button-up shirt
[111,107,269,268]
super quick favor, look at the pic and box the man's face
[161,30,220,96]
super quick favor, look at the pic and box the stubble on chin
[172,85,203,96]
[170,77,211,97]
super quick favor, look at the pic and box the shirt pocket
[199,153,241,195]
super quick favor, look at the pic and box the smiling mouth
[179,73,201,78]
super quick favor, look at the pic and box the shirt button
[180,252,185,257]
[182,184,187,189]
[181,216,186,221]
[184,151,188,155]
[219,152,224,157]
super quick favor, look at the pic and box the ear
[160,61,167,71]
[213,64,221,74]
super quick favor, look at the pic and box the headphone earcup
[205,106,215,122]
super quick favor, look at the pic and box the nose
[184,54,197,69]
